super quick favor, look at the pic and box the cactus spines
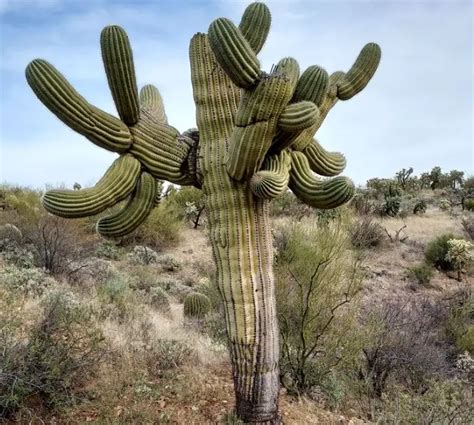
[293,65,330,106]
[336,43,381,100]
[101,25,140,125]
[289,151,355,209]
[300,138,347,177]
[238,2,271,54]
[139,84,167,124]
[42,154,141,218]
[250,151,291,199]
[96,172,158,238]
[183,292,211,318]
[208,18,261,88]
[278,101,319,132]
[27,2,381,421]
[25,59,132,153]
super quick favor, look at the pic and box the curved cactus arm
[288,151,354,209]
[278,101,319,132]
[250,150,291,199]
[271,64,328,153]
[139,84,168,124]
[296,138,346,177]
[42,154,141,218]
[101,25,140,126]
[336,43,381,100]
[238,2,271,54]
[96,172,157,238]
[25,59,132,153]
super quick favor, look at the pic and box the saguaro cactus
[26,3,380,423]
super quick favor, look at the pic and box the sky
[0,0,472,189]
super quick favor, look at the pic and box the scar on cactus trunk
[25,3,381,423]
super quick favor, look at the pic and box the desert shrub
[351,190,376,215]
[156,253,181,271]
[0,289,105,417]
[380,196,401,217]
[148,287,171,315]
[97,274,138,321]
[144,339,194,378]
[461,216,474,240]
[95,240,122,260]
[456,351,474,380]
[270,190,314,218]
[425,233,460,271]
[166,186,206,228]
[0,265,56,296]
[464,198,474,211]
[413,198,427,214]
[446,239,474,281]
[127,202,182,249]
[128,245,159,265]
[446,296,474,354]
[359,298,450,397]
[349,216,385,249]
[439,198,451,211]
[275,220,364,393]
[375,379,473,424]
[0,240,35,268]
[407,263,434,286]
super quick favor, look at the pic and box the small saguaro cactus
[183,292,211,319]
[26,3,380,423]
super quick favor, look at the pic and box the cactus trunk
[191,33,280,423]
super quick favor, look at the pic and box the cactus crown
[25,2,381,237]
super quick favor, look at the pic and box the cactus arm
[289,151,354,209]
[277,101,319,132]
[101,25,140,125]
[139,84,168,124]
[238,1,271,54]
[41,154,141,218]
[336,43,381,100]
[96,172,157,238]
[25,59,132,153]
[299,138,346,177]
[250,151,291,199]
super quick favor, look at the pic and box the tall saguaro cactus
[26,3,380,423]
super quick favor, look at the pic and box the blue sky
[0,0,472,189]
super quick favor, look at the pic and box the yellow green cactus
[26,3,380,422]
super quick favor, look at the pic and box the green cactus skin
[301,139,347,177]
[26,3,380,422]
[208,18,261,89]
[183,292,211,318]
[238,1,271,54]
[42,154,141,218]
[289,151,355,209]
[139,84,168,124]
[101,25,140,125]
[337,43,381,100]
[250,151,291,199]
[278,101,319,132]
[96,172,158,238]
[25,59,132,153]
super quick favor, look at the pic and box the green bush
[408,263,434,286]
[464,199,474,211]
[0,265,56,296]
[380,197,401,217]
[275,220,364,393]
[97,274,137,321]
[413,198,427,214]
[425,233,460,271]
[447,297,474,354]
[0,289,104,417]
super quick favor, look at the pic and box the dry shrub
[349,216,386,249]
